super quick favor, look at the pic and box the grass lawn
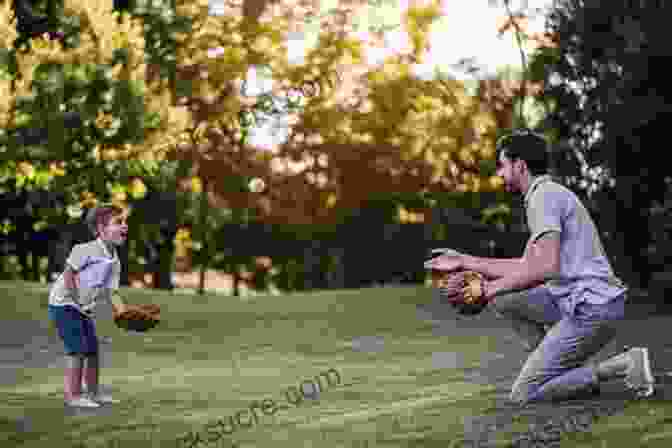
[0,281,670,448]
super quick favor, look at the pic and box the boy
[429,130,654,404]
[48,203,129,408]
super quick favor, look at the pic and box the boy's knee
[64,354,85,369]
[83,353,99,367]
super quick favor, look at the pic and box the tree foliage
[0,0,193,210]
[528,0,672,287]
[0,0,533,291]
[229,0,511,227]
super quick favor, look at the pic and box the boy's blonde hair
[85,204,125,237]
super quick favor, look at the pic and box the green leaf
[33,220,48,232]
[35,171,51,188]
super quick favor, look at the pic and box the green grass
[0,281,669,448]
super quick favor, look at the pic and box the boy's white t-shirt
[48,238,121,316]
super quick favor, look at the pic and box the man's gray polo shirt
[524,175,628,314]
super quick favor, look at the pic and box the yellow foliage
[49,162,66,177]
[489,176,504,190]
[95,111,115,130]
[0,78,12,129]
[326,193,337,208]
[404,1,443,58]
[17,161,35,179]
[0,1,18,49]
[80,191,97,208]
[5,0,512,224]
[111,190,127,203]
[176,227,191,242]
[129,177,148,199]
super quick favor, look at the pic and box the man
[429,129,655,405]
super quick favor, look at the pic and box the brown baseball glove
[113,303,161,332]
[430,269,489,316]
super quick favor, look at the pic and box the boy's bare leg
[64,355,84,401]
[83,355,99,395]
[83,354,120,403]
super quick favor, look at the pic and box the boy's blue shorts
[48,305,99,356]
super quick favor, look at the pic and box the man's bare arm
[461,256,524,280]
[486,233,561,299]
[460,238,545,280]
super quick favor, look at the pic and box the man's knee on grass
[508,378,537,406]
[491,289,531,316]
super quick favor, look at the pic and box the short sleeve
[111,259,121,290]
[526,186,565,244]
[65,243,89,272]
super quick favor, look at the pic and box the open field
[0,281,670,448]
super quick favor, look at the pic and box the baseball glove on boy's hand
[113,304,161,332]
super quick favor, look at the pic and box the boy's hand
[111,292,127,316]
[112,303,127,316]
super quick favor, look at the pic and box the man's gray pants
[491,286,626,405]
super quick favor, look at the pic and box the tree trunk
[609,174,643,288]
[118,241,129,287]
[155,233,175,290]
[327,247,345,290]
[303,240,320,290]
[18,229,30,281]
[197,179,210,296]
[233,270,241,297]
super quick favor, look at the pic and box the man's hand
[441,271,490,316]
[425,254,463,272]
[438,271,469,299]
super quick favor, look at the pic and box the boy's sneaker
[88,392,121,404]
[66,396,101,408]
[625,347,655,398]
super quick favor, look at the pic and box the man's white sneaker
[625,347,655,398]
[66,396,101,408]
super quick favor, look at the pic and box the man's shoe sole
[628,348,655,397]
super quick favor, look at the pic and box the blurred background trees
[1,0,670,301]
[527,0,672,292]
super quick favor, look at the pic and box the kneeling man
[431,130,655,404]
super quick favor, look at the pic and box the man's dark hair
[496,129,550,176]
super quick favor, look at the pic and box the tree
[527,0,672,289]
[167,0,529,292]
[0,0,193,282]
[243,1,506,228]
[1,0,193,200]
